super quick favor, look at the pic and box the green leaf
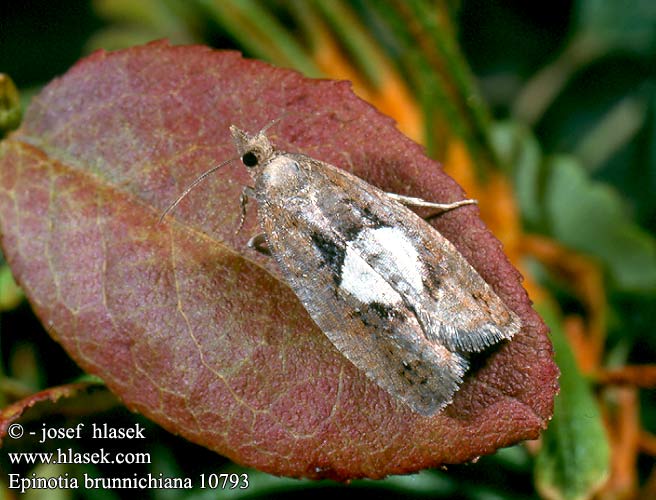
[0,74,22,135]
[87,0,199,50]
[0,263,23,311]
[199,0,321,77]
[535,303,610,500]
[491,121,656,293]
[544,156,656,292]
[575,0,656,56]
[489,122,543,228]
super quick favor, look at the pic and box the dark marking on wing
[369,301,396,320]
[359,204,386,228]
[350,301,405,328]
[325,197,388,242]
[337,213,363,242]
[349,308,372,327]
[399,361,430,386]
[310,231,345,285]
[421,261,444,301]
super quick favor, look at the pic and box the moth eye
[242,151,258,167]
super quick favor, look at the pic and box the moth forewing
[229,126,521,416]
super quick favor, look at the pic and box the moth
[164,123,521,416]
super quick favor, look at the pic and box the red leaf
[0,382,104,446]
[0,42,558,479]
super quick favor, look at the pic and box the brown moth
[165,124,521,416]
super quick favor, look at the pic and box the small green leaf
[535,303,610,500]
[0,264,24,311]
[544,156,656,292]
[0,74,22,135]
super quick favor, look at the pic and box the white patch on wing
[340,249,401,305]
[340,226,424,305]
[358,227,424,292]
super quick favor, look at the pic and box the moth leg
[236,186,256,234]
[240,188,270,255]
[386,193,477,218]
[247,233,271,256]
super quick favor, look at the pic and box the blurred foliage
[534,304,609,500]
[1,0,655,499]
[0,74,22,136]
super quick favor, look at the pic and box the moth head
[230,125,274,169]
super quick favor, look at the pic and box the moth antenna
[258,110,294,136]
[158,157,237,224]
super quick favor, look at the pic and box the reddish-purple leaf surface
[0,42,558,479]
